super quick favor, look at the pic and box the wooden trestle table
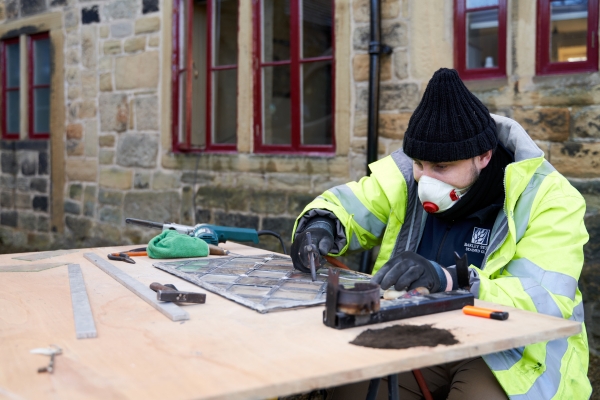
[0,243,582,399]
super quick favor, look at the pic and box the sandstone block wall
[0,140,51,249]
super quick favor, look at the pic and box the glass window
[30,34,51,138]
[537,0,598,75]
[263,65,291,145]
[210,0,237,146]
[550,0,588,62]
[454,0,507,80]
[466,0,498,8]
[2,39,21,138]
[466,9,499,69]
[255,0,335,153]
[172,0,238,152]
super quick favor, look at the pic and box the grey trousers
[331,357,508,400]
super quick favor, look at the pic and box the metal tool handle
[126,218,164,230]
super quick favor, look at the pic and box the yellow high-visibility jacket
[293,114,591,399]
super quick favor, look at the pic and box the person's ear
[475,150,493,169]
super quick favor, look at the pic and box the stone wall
[0,140,51,250]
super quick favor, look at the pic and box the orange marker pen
[463,305,509,320]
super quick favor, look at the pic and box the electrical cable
[257,230,287,255]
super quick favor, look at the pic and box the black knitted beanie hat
[403,68,497,162]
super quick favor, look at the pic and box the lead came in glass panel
[466,9,499,69]
[6,43,20,88]
[214,0,238,66]
[262,0,291,62]
[153,254,372,313]
[34,38,51,85]
[212,69,237,144]
[301,0,332,59]
[237,276,282,286]
[229,285,272,297]
[550,0,588,62]
[34,88,50,133]
[263,65,291,145]
[248,270,287,278]
[6,91,20,134]
[200,274,239,283]
[271,288,319,301]
[302,60,332,145]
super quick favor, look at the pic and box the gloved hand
[370,251,448,293]
[291,218,335,273]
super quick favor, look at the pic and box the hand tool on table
[31,345,62,373]
[150,282,206,304]
[68,264,97,339]
[84,253,189,321]
[107,247,147,263]
[323,252,475,329]
[304,231,319,281]
[107,244,228,263]
[125,218,259,246]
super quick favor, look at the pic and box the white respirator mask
[417,175,472,213]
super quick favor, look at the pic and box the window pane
[302,61,332,145]
[466,9,499,69]
[6,90,20,134]
[263,0,290,62]
[34,87,50,133]
[263,65,291,145]
[466,0,498,8]
[6,43,20,88]
[550,0,588,62]
[214,0,238,66]
[34,38,51,85]
[302,0,332,59]
[212,69,237,144]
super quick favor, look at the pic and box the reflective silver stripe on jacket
[513,161,556,242]
[484,336,573,399]
[389,149,424,256]
[506,258,578,301]
[328,185,387,251]
[481,211,508,271]
[484,347,524,371]
[505,338,569,400]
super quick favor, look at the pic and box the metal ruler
[83,253,189,322]
[68,264,98,339]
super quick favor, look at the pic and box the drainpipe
[359,0,392,274]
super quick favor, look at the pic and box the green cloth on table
[147,230,209,259]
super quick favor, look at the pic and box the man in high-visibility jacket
[291,68,591,399]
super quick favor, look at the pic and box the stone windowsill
[463,77,510,92]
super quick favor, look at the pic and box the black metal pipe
[359,0,388,274]
[366,0,383,168]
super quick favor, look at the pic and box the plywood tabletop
[0,243,581,400]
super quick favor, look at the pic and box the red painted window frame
[171,0,238,153]
[454,0,507,81]
[252,0,336,155]
[536,0,599,75]
[28,32,51,140]
[1,37,21,140]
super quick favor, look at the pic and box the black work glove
[291,218,335,273]
[371,251,447,293]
